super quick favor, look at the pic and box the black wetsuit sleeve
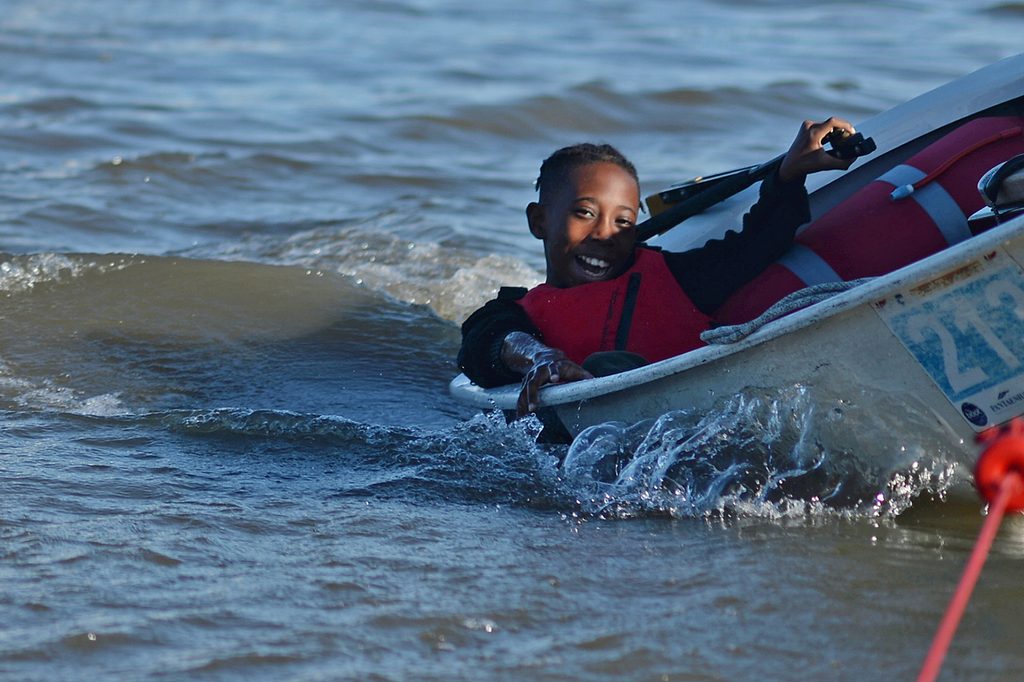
[457,287,539,387]
[662,169,811,314]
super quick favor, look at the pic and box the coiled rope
[700,278,875,345]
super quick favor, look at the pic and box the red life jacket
[713,115,1024,325]
[517,247,711,365]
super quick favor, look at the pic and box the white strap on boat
[700,278,874,345]
[777,243,842,285]
[882,165,971,245]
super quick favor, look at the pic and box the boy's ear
[526,202,545,240]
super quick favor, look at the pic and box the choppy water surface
[3,1,1024,679]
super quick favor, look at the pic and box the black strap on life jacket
[614,272,642,350]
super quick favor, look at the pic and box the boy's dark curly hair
[535,143,638,201]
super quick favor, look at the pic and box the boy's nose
[592,215,617,240]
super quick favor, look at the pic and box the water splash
[559,384,965,519]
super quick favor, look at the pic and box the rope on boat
[917,418,1024,682]
[699,278,875,345]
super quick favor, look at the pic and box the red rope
[908,127,1023,193]
[917,471,1023,682]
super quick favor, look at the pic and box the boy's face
[527,161,640,288]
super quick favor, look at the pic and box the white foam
[0,253,138,293]
[195,223,543,323]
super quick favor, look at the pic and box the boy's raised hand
[778,116,857,183]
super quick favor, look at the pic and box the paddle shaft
[635,155,783,243]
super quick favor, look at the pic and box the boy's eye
[574,208,595,218]
[617,217,635,228]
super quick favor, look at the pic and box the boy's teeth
[580,256,609,268]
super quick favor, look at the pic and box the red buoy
[974,418,1024,511]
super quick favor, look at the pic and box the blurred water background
[2,1,1024,679]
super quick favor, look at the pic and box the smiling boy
[459,118,856,416]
